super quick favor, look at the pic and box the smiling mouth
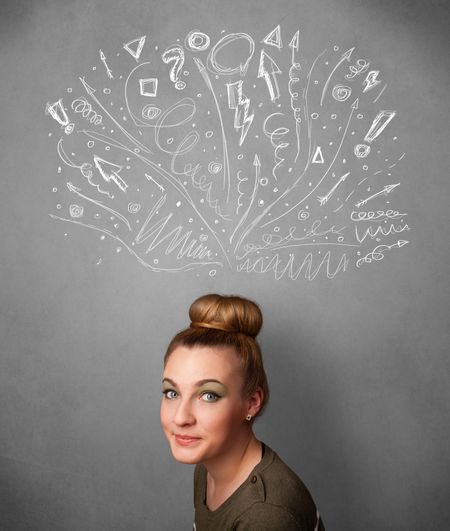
[174,435,201,446]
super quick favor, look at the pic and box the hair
[164,294,269,417]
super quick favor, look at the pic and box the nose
[173,397,195,427]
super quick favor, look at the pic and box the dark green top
[193,444,325,530]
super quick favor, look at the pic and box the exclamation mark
[354,110,396,159]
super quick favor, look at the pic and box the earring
[246,414,252,421]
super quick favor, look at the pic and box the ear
[246,387,264,418]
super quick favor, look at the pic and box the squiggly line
[231,155,260,247]
[237,220,350,260]
[355,223,410,244]
[263,113,289,181]
[71,97,103,125]
[237,251,349,281]
[356,240,408,268]
[288,62,303,162]
[236,171,247,215]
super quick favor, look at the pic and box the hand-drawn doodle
[45,24,410,279]
[227,80,254,146]
[46,99,74,134]
[99,50,114,79]
[185,30,210,52]
[262,25,283,49]
[258,50,282,102]
[139,78,158,97]
[161,45,186,90]
[123,36,146,61]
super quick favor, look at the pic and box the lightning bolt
[227,81,254,146]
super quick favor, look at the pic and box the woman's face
[160,345,251,466]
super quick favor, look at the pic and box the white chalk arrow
[355,183,400,208]
[317,171,350,206]
[94,156,128,192]
[289,30,300,64]
[258,50,282,102]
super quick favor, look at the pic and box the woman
[160,294,324,530]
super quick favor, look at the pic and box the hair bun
[189,294,262,338]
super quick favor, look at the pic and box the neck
[205,430,262,490]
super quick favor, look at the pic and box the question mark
[161,45,186,90]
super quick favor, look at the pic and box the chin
[170,445,202,464]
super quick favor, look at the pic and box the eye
[162,389,178,400]
[201,392,220,403]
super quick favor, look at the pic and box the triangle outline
[262,25,282,49]
[312,146,324,164]
[123,35,146,61]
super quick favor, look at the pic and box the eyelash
[162,390,220,403]
[201,392,220,403]
[162,390,178,400]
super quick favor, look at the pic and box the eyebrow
[162,377,225,387]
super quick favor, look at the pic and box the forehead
[164,345,242,382]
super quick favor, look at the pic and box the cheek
[202,404,243,434]
[160,400,171,429]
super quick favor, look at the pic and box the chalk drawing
[45,25,411,279]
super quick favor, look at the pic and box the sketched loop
[64,123,75,135]
[207,33,255,76]
[69,204,84,218]
[208,162,223,174]
[142,105,161,120]
[354,144,371,158]
[298,210,310,220]
[332,84,352,102]
[80,163,93,178]
[127,202,141,214]
[71,97,103,125]
[185,30,210,51]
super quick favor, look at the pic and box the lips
[174,434,201,446]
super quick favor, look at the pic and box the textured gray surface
[1,0,449,529]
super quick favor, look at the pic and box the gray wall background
[1,0,449,529]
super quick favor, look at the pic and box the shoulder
[248,446,322,529]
